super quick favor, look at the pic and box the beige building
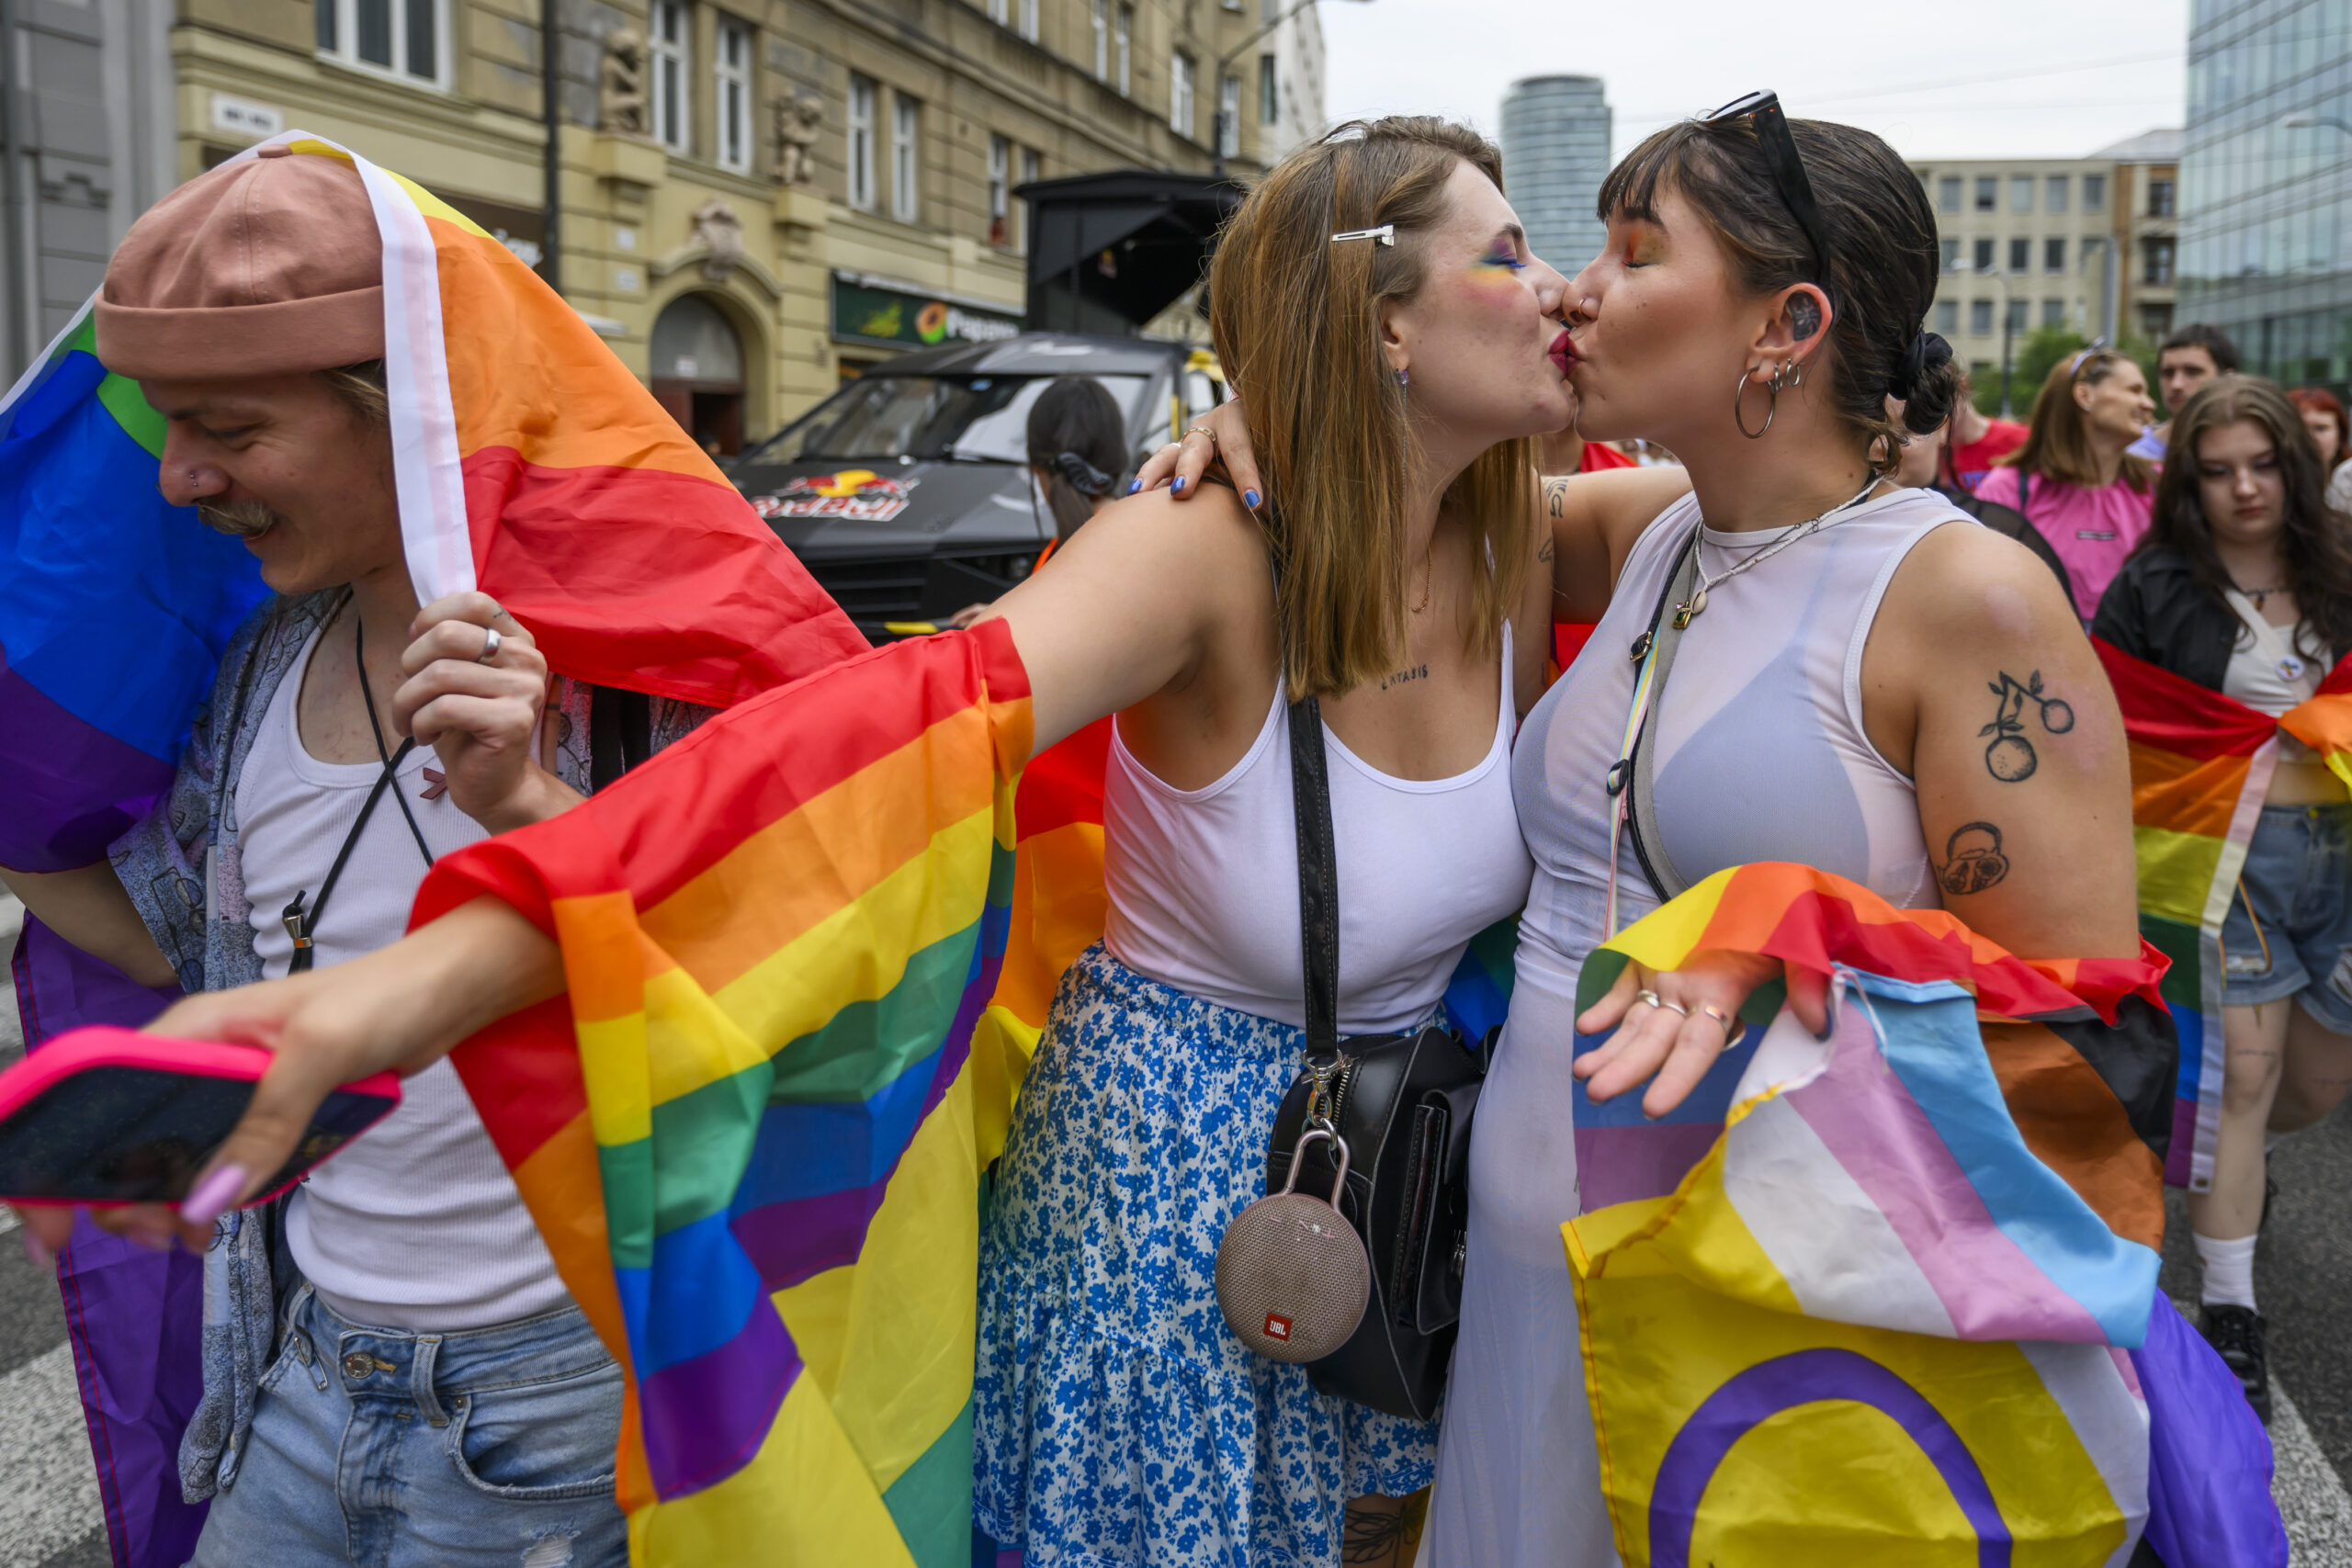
[164,0,1296,449]
[2100,130,2182,344]
[1909,154,2123,397]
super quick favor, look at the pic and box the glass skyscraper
[1500,76,1612,276]
[2178,0,2352,389]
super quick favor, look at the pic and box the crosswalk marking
[0,1343,102,1563]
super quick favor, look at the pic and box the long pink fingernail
[22,1231,51,1270]
[180,1165,248,1227]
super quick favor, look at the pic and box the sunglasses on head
[1701,91,1830,288]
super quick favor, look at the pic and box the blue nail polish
[1244,489,1261,509]
[1172,477,1186,493]
[1128,479,1141,494]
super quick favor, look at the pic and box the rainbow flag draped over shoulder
[1560,865,2281,1567]
[0,130,863,1567]
[415,621,1031,1564]
[2095,638,2352,1190]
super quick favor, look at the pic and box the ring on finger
[1183,423,1220,452]
[1655,997,1690,1018]
[476,626,502,665]
[1699,1001,1741,1045]
[1636,988,1664,1010]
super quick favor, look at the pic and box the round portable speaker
[1214,1128,1371,1362]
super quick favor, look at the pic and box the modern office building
[1499,75,1610,274]
[2177,0,2352,391]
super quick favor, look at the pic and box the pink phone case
[0,1025,402,1208]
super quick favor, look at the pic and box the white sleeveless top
[1103,623,1532,1035]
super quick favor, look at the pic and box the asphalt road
[0,890,2345,1563]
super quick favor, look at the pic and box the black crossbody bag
[1258,694,1496,1423]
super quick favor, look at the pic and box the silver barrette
[1330,224,1395,246]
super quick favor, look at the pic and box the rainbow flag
[2096,639,2352,1190]
[1560,864,2280,1566]
[0,130,864,1567]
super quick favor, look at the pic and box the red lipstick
[1549,330,1576,376]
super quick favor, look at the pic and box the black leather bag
[1259,695,1494,1424]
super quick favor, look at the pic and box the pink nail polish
[180,1165,248,1227]
[22,1232,51,1270]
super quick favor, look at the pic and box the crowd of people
[0,97,2329,1568]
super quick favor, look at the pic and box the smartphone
[0,1027,401,1208]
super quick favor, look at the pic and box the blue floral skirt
[974,945,1439,1568]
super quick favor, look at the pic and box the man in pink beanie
[3,146,649,1566]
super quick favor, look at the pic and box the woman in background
[947,374,1127,626]
[1974,350,2158,622]
[2094,374,2352,1425]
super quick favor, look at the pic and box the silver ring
[1700,1002,1740,1043]
[476,626,502,664]
[1636,988,1664,1010]
[1655,997,1690,1018]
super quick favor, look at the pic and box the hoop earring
[1734,364,1776,440]
[1770,357,1804,393]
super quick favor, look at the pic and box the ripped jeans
[187,1284,628,1568]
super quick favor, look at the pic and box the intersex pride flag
[1560,865,2281,1567]
[2095,638,2352,1190]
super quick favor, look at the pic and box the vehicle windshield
[744,373,1152,465]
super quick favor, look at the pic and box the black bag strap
[1287,693,1342,1061]
[590,686,654,793]
[1624,530,1702,903]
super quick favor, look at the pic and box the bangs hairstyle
[2002,351,2154,494]
[1596,113,1959,457]
[1207,116,1536,700]
[2146,373,2352,658]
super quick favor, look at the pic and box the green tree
[1972,327,2165,422]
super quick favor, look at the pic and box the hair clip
[1330,224,1395,246]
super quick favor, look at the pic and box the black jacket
[1933,484,2074,608]
[2091,545,2350,692]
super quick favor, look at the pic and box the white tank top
[1103,623,1532,1035]
[1515,486,1962,979]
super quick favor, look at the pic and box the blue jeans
[2220,802,2352,1033]
[187,1284,628,1568]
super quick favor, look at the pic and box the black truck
[727,333,1225,638]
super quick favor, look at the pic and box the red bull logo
[751,469,922,523]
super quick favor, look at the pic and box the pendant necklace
[1672,474,1883,628]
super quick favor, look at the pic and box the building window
[2009,175,2032,213]
[1940,237,1961,272]
[989,135,1011,245]
[316,0,444,83]
[650,0,690,152]
[2148,177,2176,218]
[2006,299,2028,334]
[1260,52,1278,124]
[2007,236,2030,273]
[2083,174,2106,212]
[715,17,751,173]
[1938,175,1961,213]
[2144,237,2176,286]
[1934,299,1959,335]
[1091,0,1108,81]
[1971,299,1994,335]
[2043,237,2065,273]
[987,0,1007,21]
[1219,74,1240,158]
[1018,0,1037,40]
[891,94,920,222]
[2046,175,2068,212]
[1973,237,1995,273]
[848,74,876,210]
[1115,5,1132,95]
[2041,299,2064,328]
[1171,51,1195,138]
[1019,146,1039,252]
[1973,175,1996,212]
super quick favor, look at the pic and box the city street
[0,885,2345,1562]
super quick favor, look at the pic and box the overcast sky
[1318,0,2188,165]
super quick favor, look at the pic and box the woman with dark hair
[2093,373,2352,1422]
[1974,350,2160,622]
[945,375,1128,626]
[1151,94,2146,1562]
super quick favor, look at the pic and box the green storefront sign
[831,276,1024,351]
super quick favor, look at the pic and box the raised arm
[1543,465,1693,623]
[0,863,178,988]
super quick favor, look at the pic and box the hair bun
[1053,450,1116,497]
[1889,331,1952,400]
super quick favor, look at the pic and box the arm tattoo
[1979,670,2075,782]
[1936,821,2010,896]
[1545,477,1569,519]
[1379,664,1429,691]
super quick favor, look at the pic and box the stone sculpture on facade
[773,95,822,186]
[692,197,745,282]
[598,27,648,137]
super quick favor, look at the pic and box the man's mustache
[196,499,286,538]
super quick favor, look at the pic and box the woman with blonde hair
[1973,348,2160,621]
[28,117,1585,1568]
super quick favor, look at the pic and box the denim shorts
[187,1284,628,1568]
[2220,801,2352,1034]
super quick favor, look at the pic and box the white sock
[2195,1231,2258,1311]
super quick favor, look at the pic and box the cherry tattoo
[1979,671,2074,783]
